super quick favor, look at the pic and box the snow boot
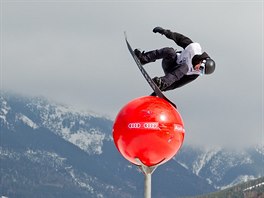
[134,49,157,65]
[152,76,168,91]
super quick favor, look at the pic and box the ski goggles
[199,59,206,75]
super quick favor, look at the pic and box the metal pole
[144,173,152,198]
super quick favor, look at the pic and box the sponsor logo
[128,122,159,130]
[174,124,185,133]
[144,122,159,129]
[128,123,141,128]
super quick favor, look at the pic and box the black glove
[153,27,165,35]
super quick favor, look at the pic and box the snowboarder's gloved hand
[153,27,165,35]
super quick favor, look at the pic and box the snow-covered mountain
[176,145,263,190]
[0,92,263,198]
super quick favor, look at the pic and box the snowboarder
[134,27,215,94]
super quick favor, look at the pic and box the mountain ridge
[1,92,263,197]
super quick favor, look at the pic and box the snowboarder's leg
[152,64,188,91]
[152,73,177,91]
[134,47,176,65]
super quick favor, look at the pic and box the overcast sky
[1,0,263,148]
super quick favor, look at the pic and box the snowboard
[124,33,176,108]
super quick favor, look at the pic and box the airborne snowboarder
[134,27,216,95]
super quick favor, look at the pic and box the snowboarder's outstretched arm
[153,27,193,49]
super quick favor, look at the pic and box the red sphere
[112,96,185,167]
